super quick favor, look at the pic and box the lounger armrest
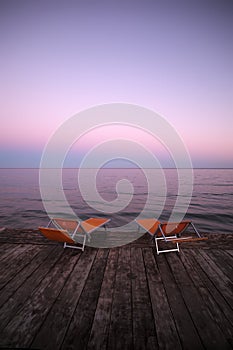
[169,237,208,243]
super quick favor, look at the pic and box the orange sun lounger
[135,218,208,254]
[39,217,110,251]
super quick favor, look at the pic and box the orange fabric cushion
[38,227,75,244]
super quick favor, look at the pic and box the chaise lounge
[39,217,110,251]
[135,218,208,254]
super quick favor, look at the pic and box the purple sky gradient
[0,0,232,168]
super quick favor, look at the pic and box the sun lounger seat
[38,227,76,244]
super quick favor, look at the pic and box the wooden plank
[61,249,109,350]
[189,249,233,327]
[156,252,204,349]
[181,249,233,347]
[0,244,27,269]
[143,248,181,350]
[0,244,51,308]
[196,250,233,309]
[0,245,63,333]
[31,248,97,350]
[0,244,41,290]
[0,247,80,348]
[0,243,20,262]
[108,247,133,350]
[167,252,232,349]
[226,250,233,258]
[0,230,54,245]
[146,336,159,350]
[205,249,233,280]
[130,247,156,350]
[87,248,119,350]
[0,230,232,349]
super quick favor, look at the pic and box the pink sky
[0,0,232,168]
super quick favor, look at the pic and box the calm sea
[0,168,232,234]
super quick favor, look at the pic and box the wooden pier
[0,229,232,349]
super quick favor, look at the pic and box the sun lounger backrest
[81,217,109,234]
[160,221,191,235]
[52,218,79,231]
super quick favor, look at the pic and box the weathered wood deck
[0,229,232,349]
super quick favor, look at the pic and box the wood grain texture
[0,230,232,349]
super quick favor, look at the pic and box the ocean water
[0,168,232,234]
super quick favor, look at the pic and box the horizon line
[0,167,233,170]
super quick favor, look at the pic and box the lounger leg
[81,235,87,252]
[47,219,53,228]
[155,237,180,255]
[63,234,86,251]
[155,237,159,255]
[190,222,201,237]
